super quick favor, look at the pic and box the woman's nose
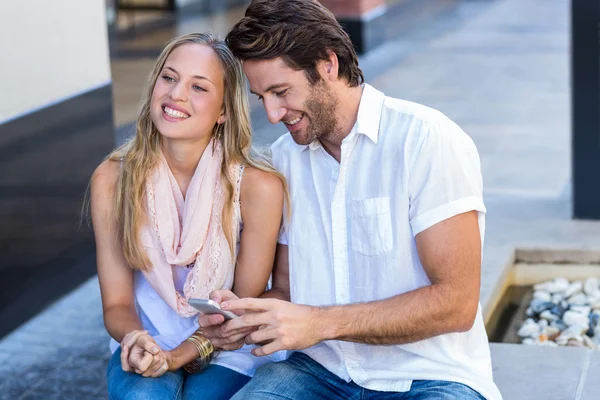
[169,82,187,102]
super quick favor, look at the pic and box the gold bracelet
[191,331,220,359]
[184,337,203,358]
[183,332,215,373]
[187,335,213,357]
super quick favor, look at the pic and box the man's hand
[198,290,255,351]
[221,298,323,356]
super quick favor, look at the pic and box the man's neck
[320,84,364,162]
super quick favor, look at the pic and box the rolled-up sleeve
[408,117,486,236]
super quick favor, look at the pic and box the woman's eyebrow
[164,66,215,85]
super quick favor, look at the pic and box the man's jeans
[231,352,486,400]
[107,347,250,400]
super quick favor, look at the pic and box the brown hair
[226,0,364,87]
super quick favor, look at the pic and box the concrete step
[491,342,599,400]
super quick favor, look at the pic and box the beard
[292,79,339,145]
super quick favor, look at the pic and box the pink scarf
[140,140,236,317]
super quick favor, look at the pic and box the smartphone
[189,298,238,320]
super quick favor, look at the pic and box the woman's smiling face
[150,43,226,141]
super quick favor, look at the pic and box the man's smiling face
[243,58,339,146]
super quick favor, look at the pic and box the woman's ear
[217,112,226,125]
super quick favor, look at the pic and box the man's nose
[264,99,287,125]
[169,82,188,102]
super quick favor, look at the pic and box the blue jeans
[231,352,485,400]
[107,347,250,400]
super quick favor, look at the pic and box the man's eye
[274,89,288,97]
[256,95,264,101]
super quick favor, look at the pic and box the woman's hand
[120,330,169,377]
[198,290,255,351]
[136,347,171,378]
[121,330,150,372]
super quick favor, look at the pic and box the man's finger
[221,298,277,313]
[222,312,269,332]
[252,340,282,357]
[246,327,277,345]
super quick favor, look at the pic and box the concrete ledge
[581,350,600,400]
[491,343,594,400]
[515,248,600,265]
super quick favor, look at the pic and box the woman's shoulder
[91,159,121,198]
[240,165,284,203]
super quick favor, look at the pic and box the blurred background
[1,0,599,399]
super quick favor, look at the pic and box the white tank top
[109,163,286,376]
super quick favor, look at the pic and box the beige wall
[0,0,112,123]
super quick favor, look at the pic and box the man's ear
[323,50,340,81]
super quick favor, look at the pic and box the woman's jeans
[107,347,250,400]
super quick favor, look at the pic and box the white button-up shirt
[271,84,502,400]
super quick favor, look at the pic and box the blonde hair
[108,33,289,271]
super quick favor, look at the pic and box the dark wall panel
[572,0,600,219]
[0,85,114,337]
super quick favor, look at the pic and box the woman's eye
[192,85,206,92]
[162,75,175,82]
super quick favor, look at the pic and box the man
[200,1,502,398]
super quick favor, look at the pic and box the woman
[90,33,287,399]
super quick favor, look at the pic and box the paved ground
[2,0,600,399]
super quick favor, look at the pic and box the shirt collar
[355,84,385,145]
[300,83,385,152]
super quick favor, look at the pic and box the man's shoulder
[381,92,468,140]
[375,90,471,152]
[382,94,449,128]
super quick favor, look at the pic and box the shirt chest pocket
[350,197,393,256]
